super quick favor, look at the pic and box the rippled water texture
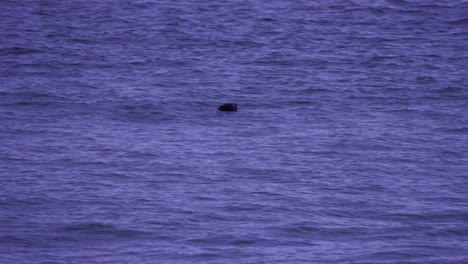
[1,0,467,263]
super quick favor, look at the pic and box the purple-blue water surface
[1,0,467,263]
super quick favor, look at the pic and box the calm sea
[1,0,467,263]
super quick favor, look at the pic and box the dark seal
[218,103,237,112]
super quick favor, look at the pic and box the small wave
[386,108,418,113]
[0,235,40,247]
[447,18,468,25]
[0,91,54,98]
[188,252,222,261]
[186,234,264,247]
[32,10,53,16]
[415,3,458,9]
[0,47,42,56]
[416,76,437,83]
[59,223,146,238]
[284,88,330,95]
[445,127,468,134]
[231,239,257,245]
[303,88,330,94]
[432,86,463,94]
[282,224,321,234]
[383,211,468,222]
[186,235,234,245]
[1,91,68,108]
[428,227,468,237]
[260,17,276,22]
[69,38,95,44]
[361,249,434,261]
[0,197,54,207]
[288,100,315,105]
[254,59,295,66]
[222,204,262,212]
[12,101,53,107]
[60,223,115,232]
[115,103,167,123]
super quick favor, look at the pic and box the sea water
[1,1,467,263]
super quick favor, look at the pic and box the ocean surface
[1,0,467,263]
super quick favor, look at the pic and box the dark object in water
[218,103,237,112]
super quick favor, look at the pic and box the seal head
[218,103,237,112]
